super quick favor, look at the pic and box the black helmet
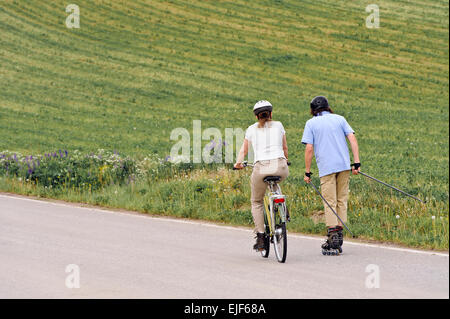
[310,96,329,111]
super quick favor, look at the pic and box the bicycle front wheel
[260,233,270,258]
[261,197,271,258]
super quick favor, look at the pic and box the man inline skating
[301,96,361,255]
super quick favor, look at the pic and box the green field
[0,0,448,249]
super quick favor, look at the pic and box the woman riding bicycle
[234,100,289,251]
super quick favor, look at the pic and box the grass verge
[1,151,448,251]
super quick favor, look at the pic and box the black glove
[305,172,312,178]
[351,163,361,170]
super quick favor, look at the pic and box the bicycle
[234,160,290,263]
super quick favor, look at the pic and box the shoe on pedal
[253,233,265,251]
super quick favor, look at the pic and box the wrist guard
[351,163,361,170]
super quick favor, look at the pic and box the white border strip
[1,193,448,257]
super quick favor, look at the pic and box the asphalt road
[0,194,448,299]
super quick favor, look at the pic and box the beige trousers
[251,158,289,233]
[320,170,350,227]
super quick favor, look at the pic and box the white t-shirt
[245,121,286,163]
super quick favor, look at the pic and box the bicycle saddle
[263,176,281,183]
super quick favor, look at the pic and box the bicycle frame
[264,181,286,236]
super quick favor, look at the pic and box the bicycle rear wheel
[273,208,287,263]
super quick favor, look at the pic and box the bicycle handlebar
[233,160,291,170]
[232,161,250,170]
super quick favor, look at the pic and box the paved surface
[0,194,448,299]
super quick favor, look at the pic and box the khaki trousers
[320,170,350,227]
[251,158,289,234]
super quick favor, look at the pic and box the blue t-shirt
[301,111,354,177]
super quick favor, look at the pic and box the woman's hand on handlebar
[233,162,244,170]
